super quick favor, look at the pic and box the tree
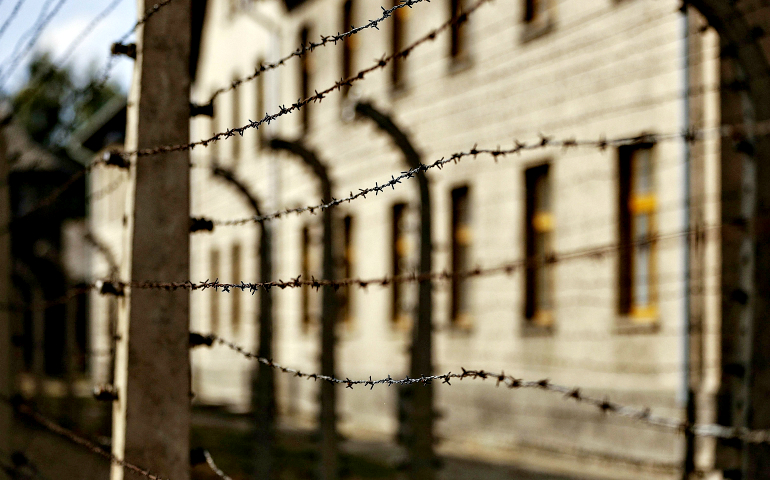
[10,52,121,151]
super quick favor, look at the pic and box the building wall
[184,0,722,475]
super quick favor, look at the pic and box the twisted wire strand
[204,0,431,105]
[208,132,687,227]
[0,0,71,89]
[125,0,492,158]
[5,398,169,480]
[204,333,770,444]
[0,0,27,44]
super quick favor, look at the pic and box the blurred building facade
[89,0,724,477]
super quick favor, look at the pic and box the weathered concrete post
[355,101,435,480]
[211,166,275,480]
[110,0,192,478]
[268,138,337,480]
[686,2,770,479]
[0,105,12,455]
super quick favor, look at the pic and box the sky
[0,0,137,95]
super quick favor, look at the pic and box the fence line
[203,0,432,106]
[200,332,770,444]
[205,132,686,227]
[92,223,721,294]
[126,0,491,158]
[55,0,124,67]
[0,0,26,44]
[0,0,70,88]
[1,396,168,480]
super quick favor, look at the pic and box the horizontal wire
[204,131,699,227]
[204,0,431,106]
[125,0,491,158]
[55,0,124,67]
[0,0,26,44]
[3,396,168,480]
[0,0,70,89]
[204,332,770,443]
[95,224,724,294]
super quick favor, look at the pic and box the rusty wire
[204,0,432,106]
[207,132,685,227]
[125,0,491,158]
[202,332,770,444]
[5,397,168,480]
[90,224,722,294]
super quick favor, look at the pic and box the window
[210,248,221,333]
[450,0,469,64]
[524,164,554,326]
[301,225,311,329]
[231,75,241,161]
[210,97,219,163]
[341,0,355,97]
[391,203,411,326]
[300,225,321,330]
[255,58,264,149]
[450,186,472,326]
[391,0,407,89]
[522,0,554,40]
[618,144,657,321]
[231,243,242,334]
[299,27,311,133]
[338,215,354,324]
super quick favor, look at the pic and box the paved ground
[3,407,608,480]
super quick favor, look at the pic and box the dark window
[450,0,469,62]
[300,27,311,133]
[391,203,411,325]
[391,0,407,89]
[210,248,220,333]
[525,164,554,326]
[255,58,264,149]
[231,243,241,334]
[450,186,472,326]
[338,215,354,323]
[341,0,355,97]
[301,225,311,330]
[618,144,657,321]
[231,75,241,160]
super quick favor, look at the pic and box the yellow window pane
[532,212,554,232]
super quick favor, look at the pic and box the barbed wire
[2,396,168,480]
[0,0,71,89]
[94,223,722,295]
[126,0,491,158]
[203,0,430,106]
[0,0,26,45]
[201,332,770,443]
[206,131,685,227]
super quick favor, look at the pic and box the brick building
[92,0,725,477]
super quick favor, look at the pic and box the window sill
[390,82,409,100]
[448,55,473,76]
[521,321,554,337]
[521,19,555,44]
[614,318,660,335]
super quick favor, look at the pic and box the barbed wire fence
[2,0,768,479]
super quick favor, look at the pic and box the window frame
[617,142,658,325]
[450,185,472,328]
[524,163,554,329]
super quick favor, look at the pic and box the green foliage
[11,51,121,148]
